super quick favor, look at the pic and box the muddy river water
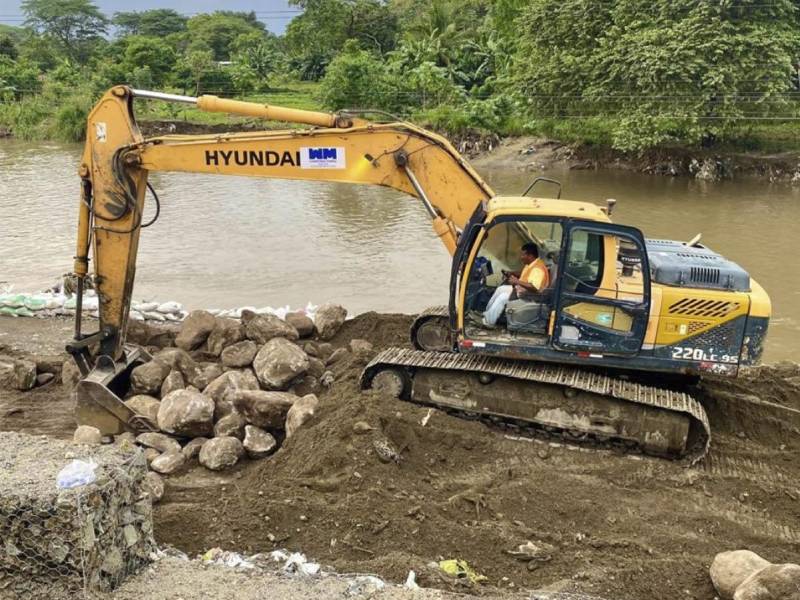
[1,139,798,361]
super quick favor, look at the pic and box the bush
[0,57,41,100]
[319,42,389,110]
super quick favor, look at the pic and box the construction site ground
[1,313,798,600]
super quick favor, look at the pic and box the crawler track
[361,347,711,463]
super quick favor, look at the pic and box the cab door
[553,221,650,356]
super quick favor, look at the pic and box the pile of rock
[0,431,155,596]
[72,303,368,488]
[710,549,800,600]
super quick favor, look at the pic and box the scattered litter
[438,559,487,584]
[506,540,555,563]
[200,547,255,569]
[55,459,97,489]
[404,570,419,589]
[346,575,385,596]
[269,550,320,575]
[420,408,433,427]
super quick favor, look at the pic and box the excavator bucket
[74,346,158,436]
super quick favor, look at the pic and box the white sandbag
[164,313,181,322]
[133,301,159,312]
[44,294,66,309]
[23,295,47,311]
[129,310,145,321]
[1,294,26,308]
[82,296,99,311]
[144,311,166,322]
[88,310,100,319]
[156,301,183,314]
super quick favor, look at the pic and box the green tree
[122,36,177,86]
[0,57,41,99]
[21,0,108,62]
[286,0,398,80]
[177,49,218,94]
[515,0,800,150]
[0,36,18,60]
[319,41,390,109]
[112,9,188,38]
[186,12,264,61]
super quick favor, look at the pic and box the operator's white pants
[483,284,513,326]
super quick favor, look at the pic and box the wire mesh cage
[0,432,156,599]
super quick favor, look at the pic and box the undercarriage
[362,308,712,463]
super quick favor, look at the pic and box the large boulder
[136,431,181,454]
[253,338,309,390]
[181,437,208,459]
[314,304,347,340]
[285,394,319,438]
[206,318,245,356]
[150,451,186,475]
[711,550,772,600]
[184,362,224,391]
[130,360,171,395]
[289,375,320,397]
[350,338,374,360]
[175,310,217,351]
[307,356,326,379]
[214,413,246,440]
[234,390,298,429]
[199,437,244,471]
[734,563,800,600]
[244,313,299,344]
[243,425,277,458]
[153,347,195,372]
[124,395,161,424]
[73,425,102,445]
[204,370,260,420]
[61,359,81,389]
[284,312,315,338]
[0,358,37,391]
[160,370,185,397]
[157,389,214,437]
[220,340,259,368]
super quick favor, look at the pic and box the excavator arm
[69,86,493,433]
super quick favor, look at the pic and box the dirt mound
[1,313,798,599]
[150,313,800,600]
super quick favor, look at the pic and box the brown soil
[2,313,799,600]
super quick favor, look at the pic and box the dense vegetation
[1,0,799,151]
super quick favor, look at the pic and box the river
[1,139,797,362]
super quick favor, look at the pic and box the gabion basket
[0,437,155,600]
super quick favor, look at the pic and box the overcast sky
[0,0,300,34]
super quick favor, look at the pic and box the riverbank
[2,312,800,600]
[471,136,800,183]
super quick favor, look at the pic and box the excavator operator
[483,242,550,326]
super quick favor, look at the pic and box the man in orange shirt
[483,243,550,326]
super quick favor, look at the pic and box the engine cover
[646,239,750,292]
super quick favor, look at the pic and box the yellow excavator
[67,86,771,462]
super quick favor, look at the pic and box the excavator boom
[69,86,493,433]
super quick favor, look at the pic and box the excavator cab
[454,198,652,364]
